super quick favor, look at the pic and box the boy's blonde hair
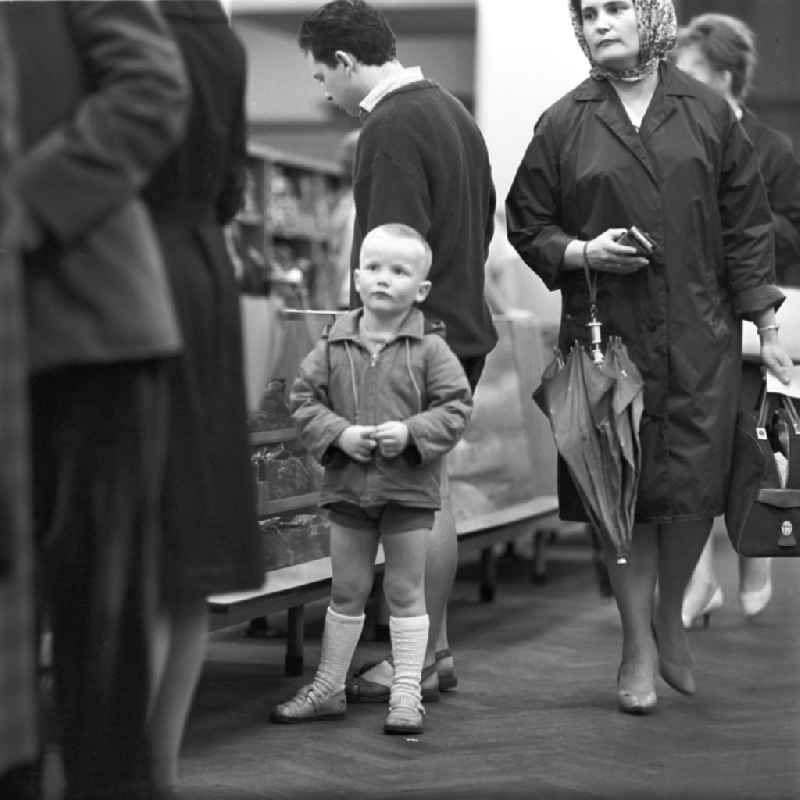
[361,223,433,276]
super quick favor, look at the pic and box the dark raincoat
[741,110,800,288]
[507,62,784,524]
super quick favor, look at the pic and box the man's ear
[416,280,432,302]
[353,268,362,293]
[334,50,357,73]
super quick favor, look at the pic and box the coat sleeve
[216,29,248,225]
[506,113,573,290]
[14,1,189,244]
[718,113,784,318]
[404,336,473,464]
[289,340,352,465]
[762,132,800,286]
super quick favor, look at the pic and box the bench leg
[479,547,496,603]
[285,605,304,676]
[244,616,269,638]
[531,529,556,584]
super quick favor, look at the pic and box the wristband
[757,323,780,337]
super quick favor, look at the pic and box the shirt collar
[359,66,425,115]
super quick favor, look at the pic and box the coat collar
[572,62,692,187]
[572,61,697,102]
[326,307,433,344]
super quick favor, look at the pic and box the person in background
[271,224,472,734]
[141,1,262,795]
[0,17,39,800]
[672,12,800,628]
[4,2,188,797]
[506,0,792,716]
[298,0,496,706]
[328,128,360,310]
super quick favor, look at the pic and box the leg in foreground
[347,496,458,702]
[270,523,375,723]
[148,596,208,792]
[654,518,714,695]
[604,523,659,715]
[382,527,429,734]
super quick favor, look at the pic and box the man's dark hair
[298,0,396,68]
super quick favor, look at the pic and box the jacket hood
[325,307,446,343]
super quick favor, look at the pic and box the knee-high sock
[389,614,429,704]
[313,607,364,696]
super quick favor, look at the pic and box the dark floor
[173,529,800,800]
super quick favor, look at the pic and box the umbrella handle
[587,310,604,365]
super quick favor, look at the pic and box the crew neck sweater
[350,80,497,359]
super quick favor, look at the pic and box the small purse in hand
[725,380,800,557]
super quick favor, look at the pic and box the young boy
[270,224,472,734]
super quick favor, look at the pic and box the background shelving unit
[232,146,345,570]
[234,143,343,307]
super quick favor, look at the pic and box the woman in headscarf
[506,0,793,715]
[673,12,800,627]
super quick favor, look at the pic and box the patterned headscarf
[569,0,677,82]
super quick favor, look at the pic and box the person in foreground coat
[673,12,800,628]
[141,1,262,793]
[0,17,39,799]
[4,1,188,797]
[506,0,793,716]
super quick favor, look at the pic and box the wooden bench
[207,496,560,675]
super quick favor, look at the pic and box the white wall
[235,19,475,123]
[475,0,588,322]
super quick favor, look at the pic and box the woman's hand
[373,421,409,459]
[585,229,650,274]
[336,425,377,462]
[761,340,794,385]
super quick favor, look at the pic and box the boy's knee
[383,573,425,615]
[331,574,373,614]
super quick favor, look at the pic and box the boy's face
[354,231,431,316]
[306,52,364,118]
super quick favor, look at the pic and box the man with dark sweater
[299,0,497,704]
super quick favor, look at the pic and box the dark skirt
[158,220,262,604]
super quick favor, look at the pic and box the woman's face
[580,1,640,71]
[674,43,732,100]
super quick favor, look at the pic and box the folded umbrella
[533,337,644,564]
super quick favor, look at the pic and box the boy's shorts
[325,501,435,535]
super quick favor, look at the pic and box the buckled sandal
[383,694,425,735]
[434,648,458,693]
[346,657,440,703]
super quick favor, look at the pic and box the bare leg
[654,518,713,693]
[354,482,458,686]
[604,523,659,697]
[422,499,458,668]
[149,597,208,789]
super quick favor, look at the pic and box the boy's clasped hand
[337,422,410,461]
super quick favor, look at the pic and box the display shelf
[250,428,298,446]
[232,143,343,307]
[259,492,322,517]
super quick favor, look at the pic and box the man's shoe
[383,695,425,735]
[269,684,346,723]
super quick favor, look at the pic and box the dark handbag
[725,380,800,556]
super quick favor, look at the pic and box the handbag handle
[755,376,800,490]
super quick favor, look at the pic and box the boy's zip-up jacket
[290,308,473,510]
